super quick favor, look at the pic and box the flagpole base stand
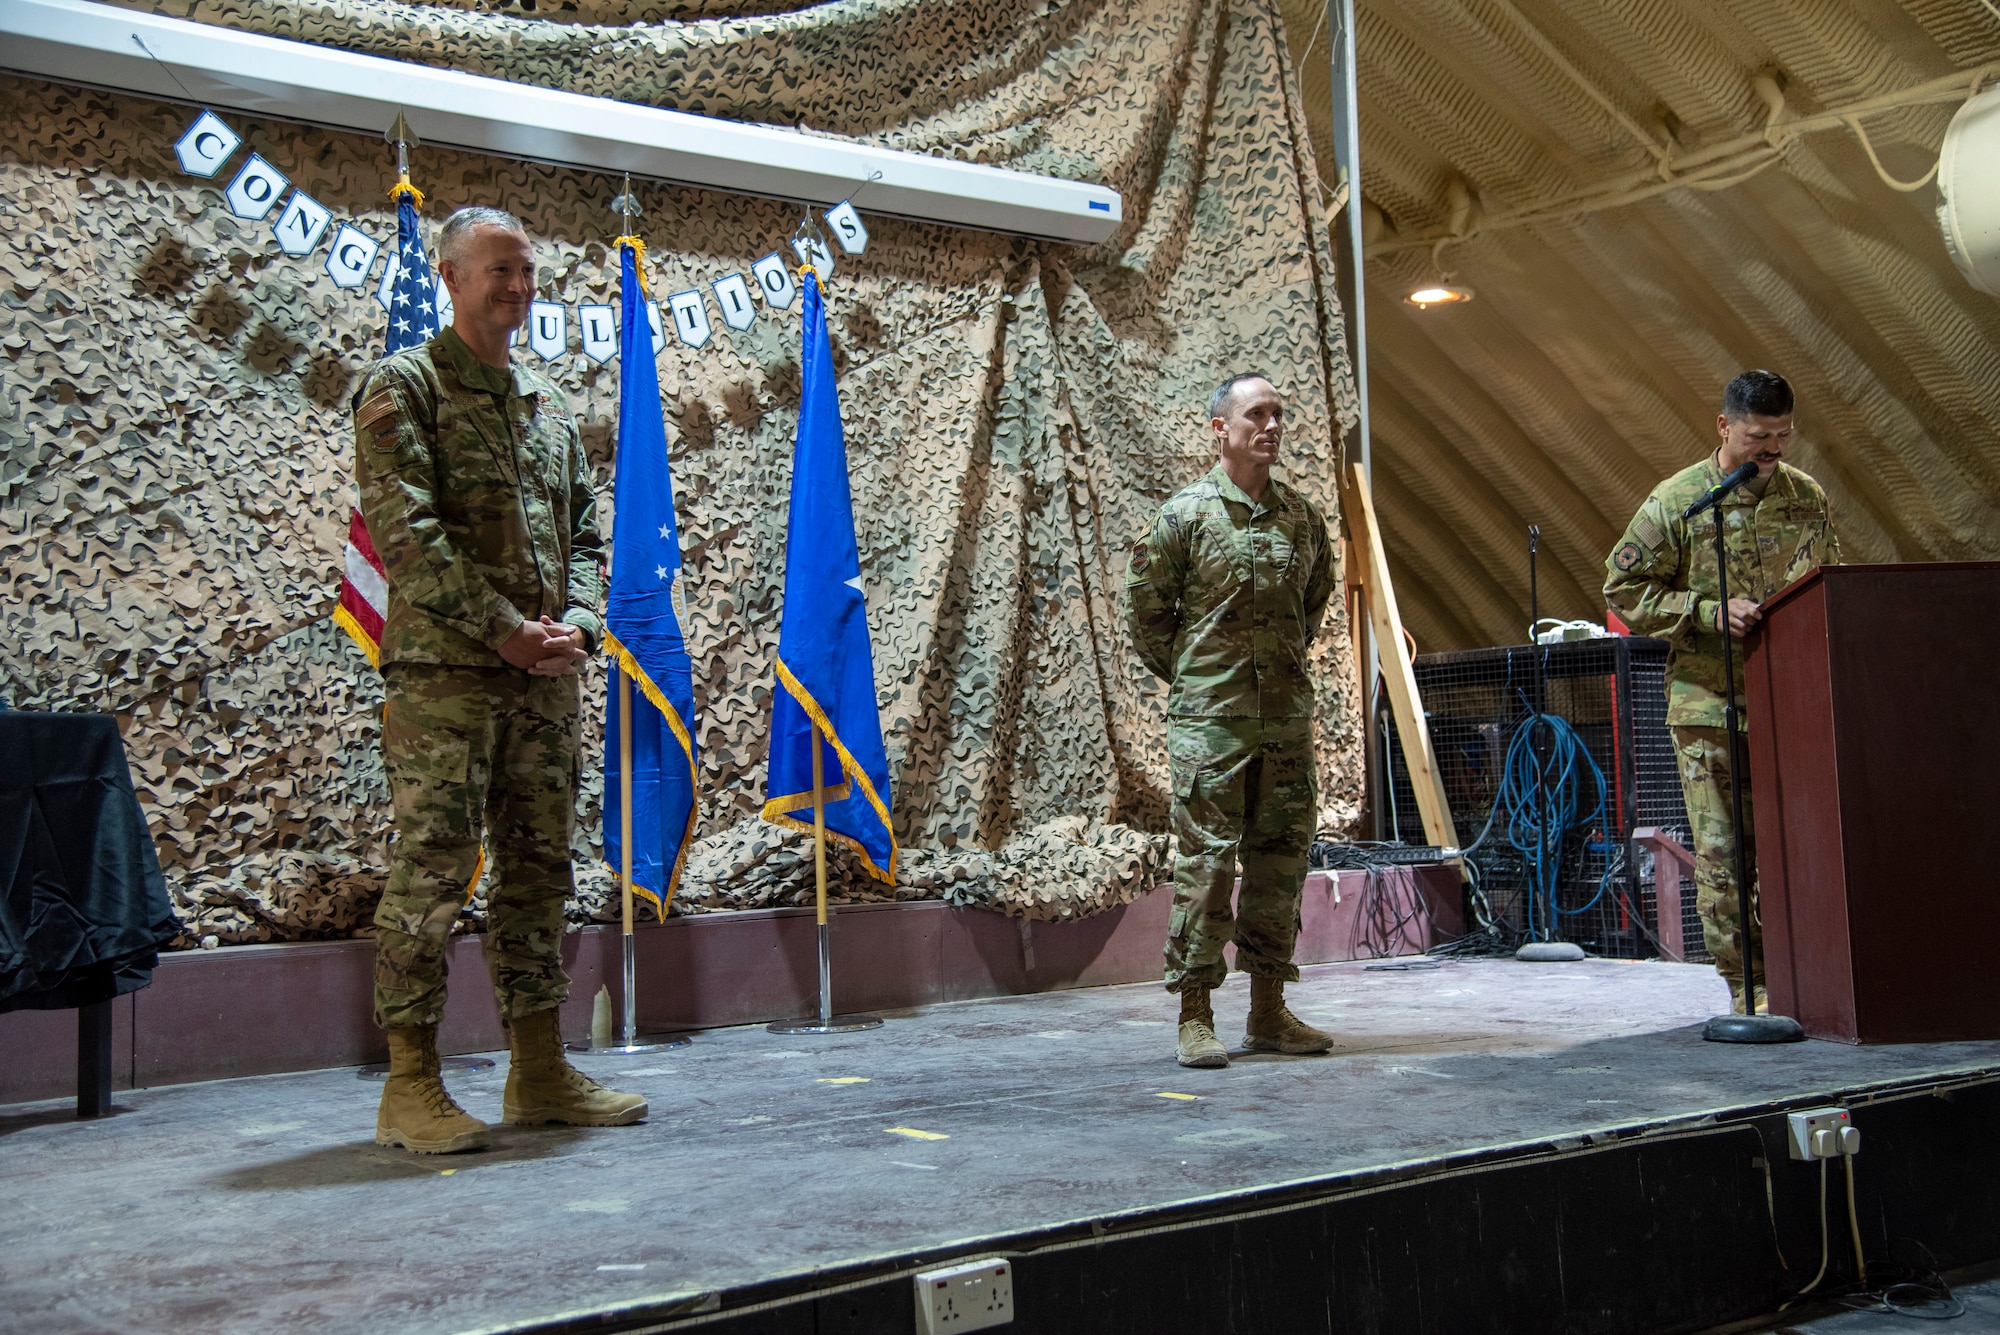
[1702,1014,1807,1044]
[767,1014,883,1035]
[565,1033,692,1054]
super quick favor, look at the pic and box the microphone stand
[1528,525,1549,942]
[1699,471,1805,1043]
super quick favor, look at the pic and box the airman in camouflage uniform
[1603,371,1838,1012]
[356,207,644,1153]
[1126,373,1340,1068]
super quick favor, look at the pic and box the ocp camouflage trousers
[1672,724,1761,987]
[374,664,580,1029]
[1163,715,1317,993]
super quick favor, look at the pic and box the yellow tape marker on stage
[440,1169,457,1176]
[818,1077,871,1085]
[1156,1092,1199,1101]
[885,1126,949,1140]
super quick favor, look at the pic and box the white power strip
[913,1257,1014,1333]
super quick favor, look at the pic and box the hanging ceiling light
[1406,281,1474,309]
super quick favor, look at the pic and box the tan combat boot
[1730,980,1770,1016]
[376,1025,489,1154]
[503,1009,649,1127]
[1176,987,1229,1068]
[1244,976,1336,1054]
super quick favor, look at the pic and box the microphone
[1682,461,1759,520]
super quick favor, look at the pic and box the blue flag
[602,243,699,915]
[761,270,896,882]
[386,194,439,354]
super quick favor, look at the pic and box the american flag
[334,194,440,666]
[383,194,442,356]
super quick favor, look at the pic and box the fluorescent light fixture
[1405,282,1473,309]
[0,0,1124,245]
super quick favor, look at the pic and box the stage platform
[5,957,1999,1335]
[0,869,1458,1103]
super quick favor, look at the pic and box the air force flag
[603,242,699,914]
[760,269,896,882]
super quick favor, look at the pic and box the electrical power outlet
[1786,1106,1860,1160]
[913,1257,1014,1333]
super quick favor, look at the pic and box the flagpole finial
[610,174,650,295]
[793,208,832,256]
[386,113,422,203]
[609,173,644,232]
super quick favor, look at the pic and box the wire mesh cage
[1379,637,1701,960]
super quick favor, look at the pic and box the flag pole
[573,661,687,1053]
[621,665,638,1044]
[767,720,882,1034]
[812,722,831,1028]
[763,245,883,1038]
[567,179,693,1055]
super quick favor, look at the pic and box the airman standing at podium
[1603,370,1840,1014]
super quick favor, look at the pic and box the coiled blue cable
[1478,712,1615,940]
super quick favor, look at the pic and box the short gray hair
[1208,372,1274,420]
[437,206,527,266]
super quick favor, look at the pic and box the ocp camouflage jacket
[1603,454,1838,728]
[1125,464,1337,720]
[353,327,605,669]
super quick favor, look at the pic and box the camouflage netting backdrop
[0,0,1363,948]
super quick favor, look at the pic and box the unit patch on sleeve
[1613,541,1646,572]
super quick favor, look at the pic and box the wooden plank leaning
[1341,461,1462,860]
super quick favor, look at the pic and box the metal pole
[812,723,832,1027]
[1714,520,1755,1006]
[1327,0,1381,835]
[569,657,687,1054]
[1529,525,1540,640]
[767,720,882,1034]
[620,666,635,1043]
[1702,500,1803,1042]
[1328,0,1368,479]
[1529,525,1548,939]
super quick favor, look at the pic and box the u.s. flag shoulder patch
[356,386,399,432]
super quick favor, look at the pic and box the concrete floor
[5,957,1999,1335]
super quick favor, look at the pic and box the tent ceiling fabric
[1279,0,2000,652]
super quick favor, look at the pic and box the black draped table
[1,710,179,1115]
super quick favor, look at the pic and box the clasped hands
[499,616,590,676]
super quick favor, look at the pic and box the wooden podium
[1746,562,2000,1044]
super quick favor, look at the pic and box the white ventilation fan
[1938,84,2000,297]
